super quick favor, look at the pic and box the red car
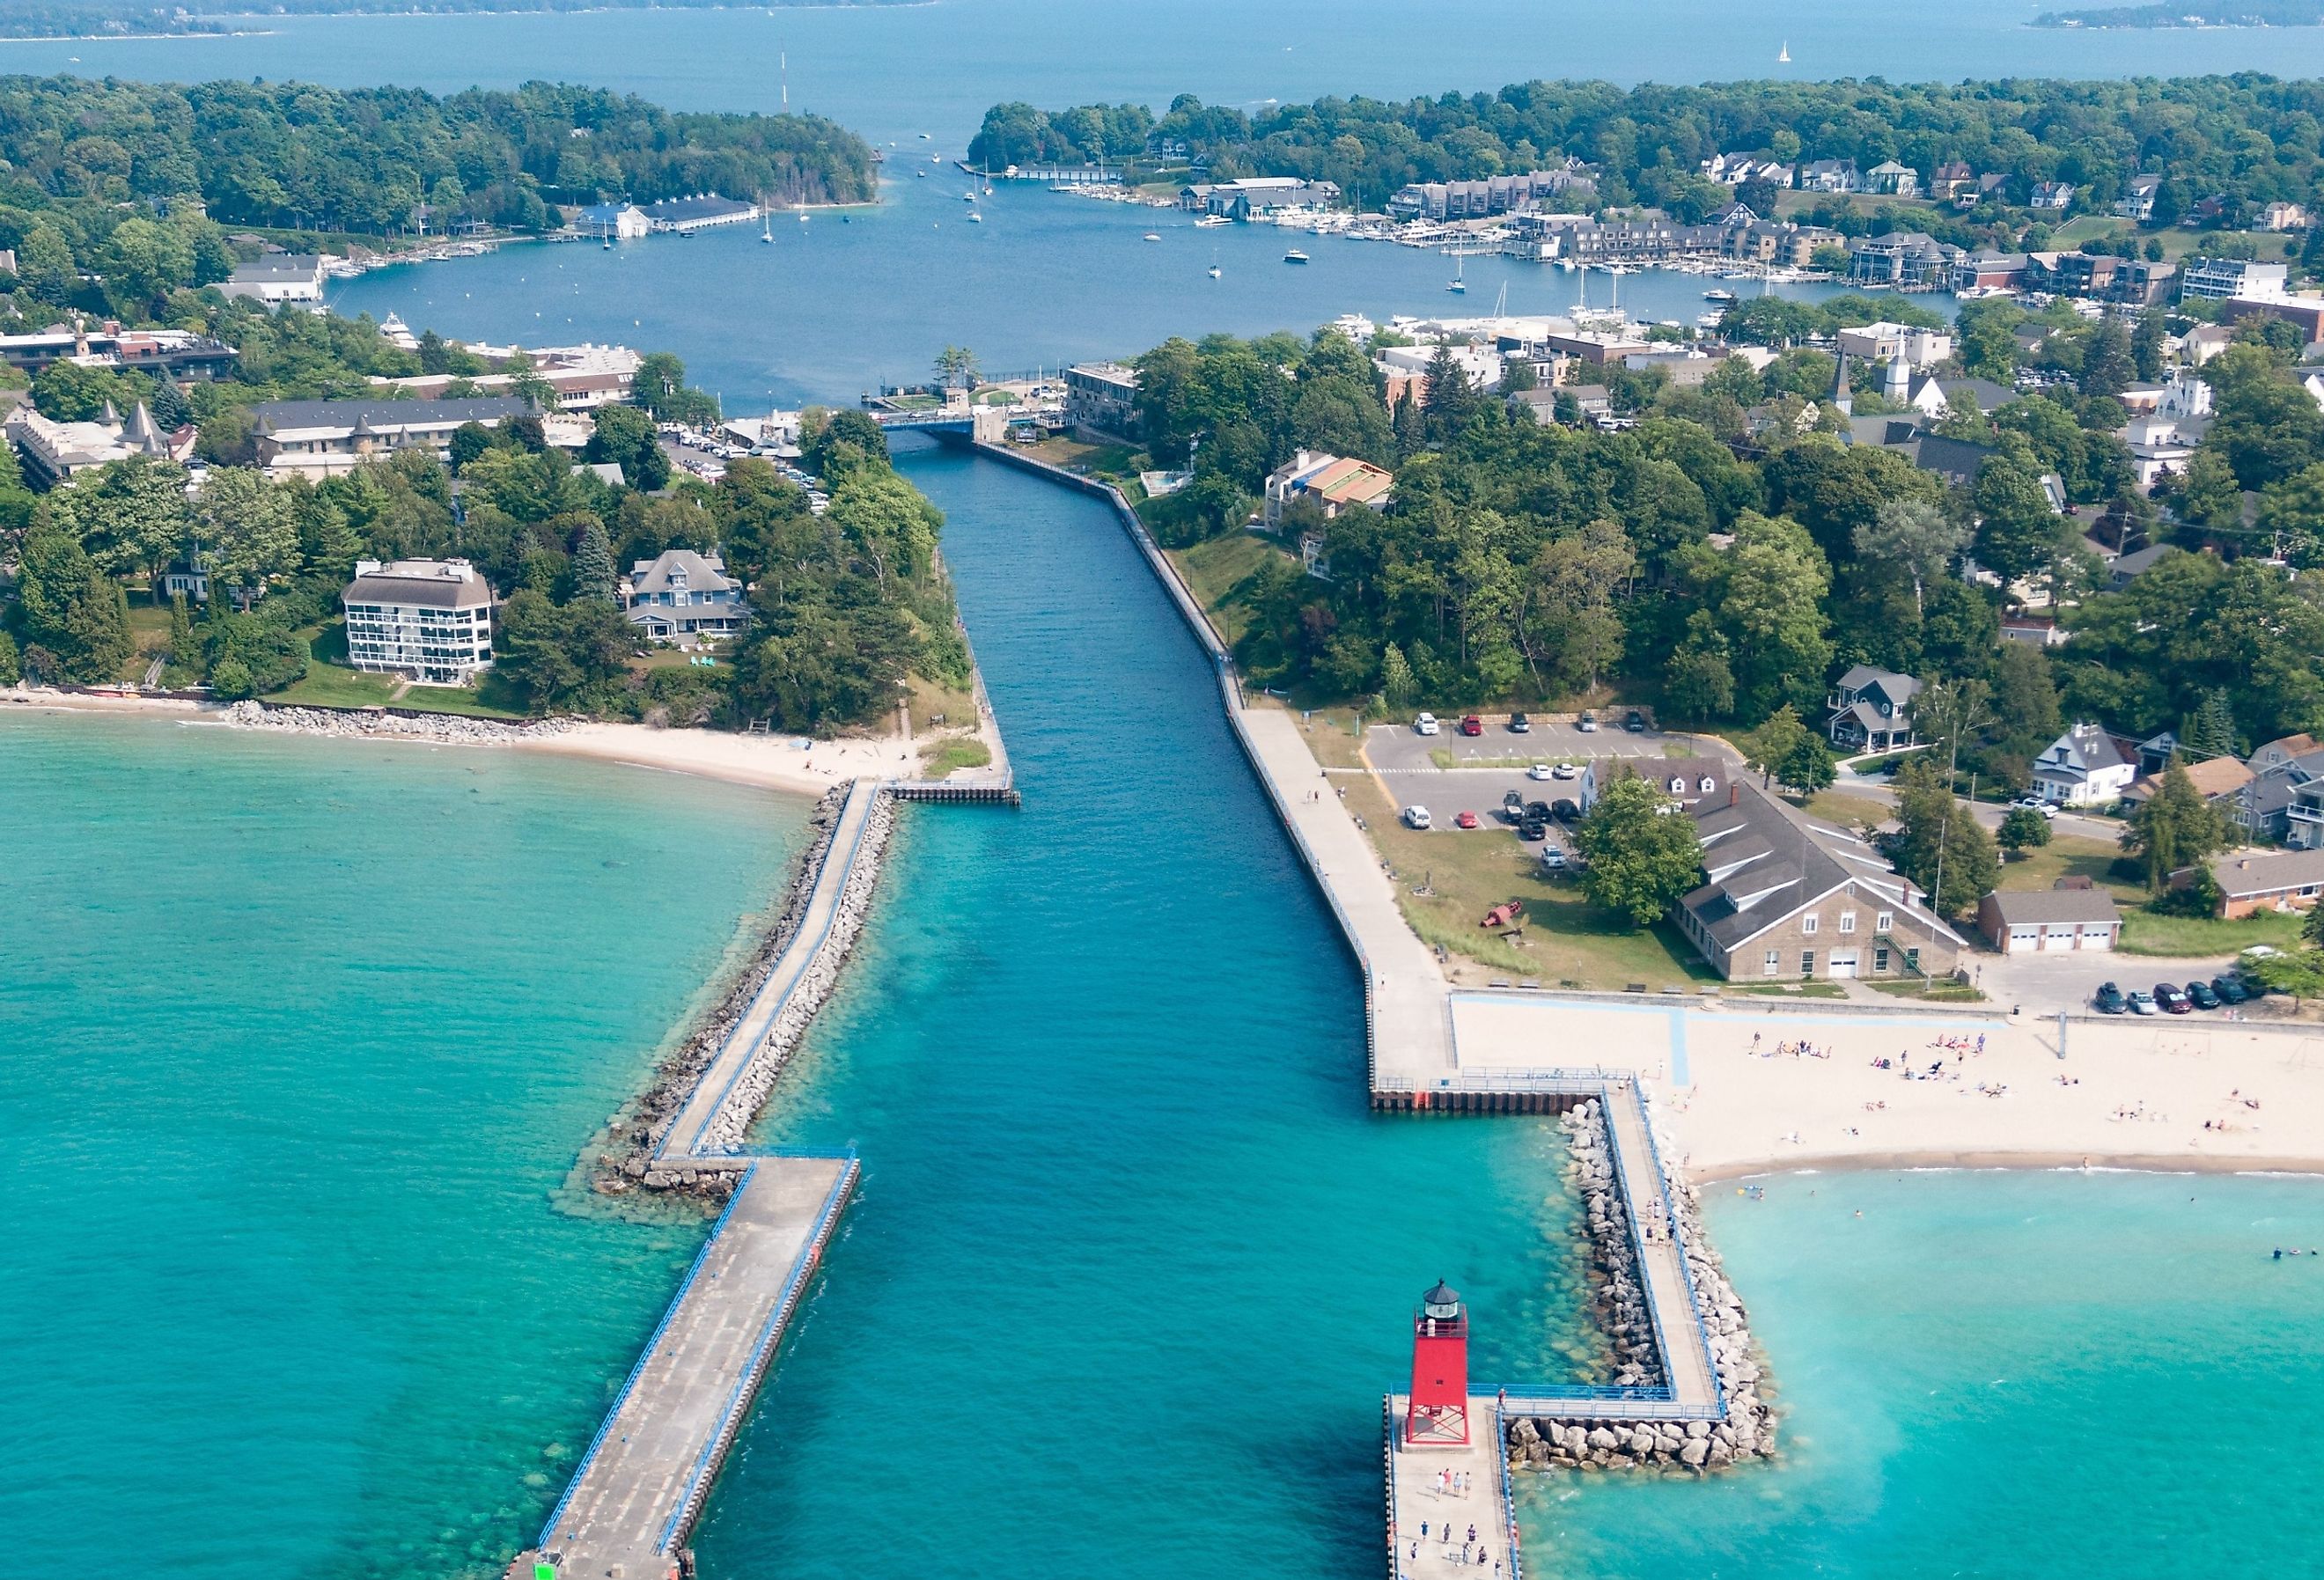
[1455,811,1480,829]
[1459,715,1483,736]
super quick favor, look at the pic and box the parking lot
[1977,947,2254,1017]
[1361,714,1736,861]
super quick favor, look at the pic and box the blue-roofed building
[577,202,649,239]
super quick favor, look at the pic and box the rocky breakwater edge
[592,784,899,1200]
[219,699,579,743]
[1505,1098,1776,1476]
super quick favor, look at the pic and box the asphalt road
[1829,766,2122,842]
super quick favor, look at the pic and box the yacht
[1283,248,1310,264]
[1144,231,1162,242]
[1703,287,1738,304]
[1195,214,1232,229]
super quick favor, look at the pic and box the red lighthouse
[1404,1279,1470,1445]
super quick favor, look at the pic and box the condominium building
[342,558,496,685]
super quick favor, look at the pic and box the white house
[253,396,533,480]
[621,548,751,646]
[2031,724,2137,808]
[577,202,651,240]
[217,254,327,305]
[1835,321,1953,371]
[342,559,496,685]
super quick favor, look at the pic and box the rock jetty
[219,699,576,742]
[1502,1099,1776,1476]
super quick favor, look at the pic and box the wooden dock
[526,1156,857,1580]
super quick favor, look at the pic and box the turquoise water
[1538,1169,2324,1579]
[0,716,804,1576]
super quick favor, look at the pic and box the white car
[1551,762,1579,780]
[1527,762,1555,781]
[1401,805,1433,830]
[1539,846,1568,871]
[1414,713,1441,736]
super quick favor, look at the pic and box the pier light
[1405,1278,1472,1446]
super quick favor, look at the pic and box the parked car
[1577,711,1599,732]
[2153,981,2190,1014]
[1401,805,1432,830]
[1624,709,1647,732]
[2127,990,2157,1016]
[1501,791,1526,823]
[2212,974,2251,1005]
[1540,846,1568,871]
[1551,762,1579,780]
[2093,981,2127,1015]
[1551,798,1581,823]
[1509,712,1532,732]
[1459,715,1484,737]
[2186,979,2222,1010]
[1526,800,1553,823]
[1518,819,1548,841]
[1414,712,1440,736]
[2011,795,2059,819]
[1528,762,1556,781]
[1454,810,1480,830]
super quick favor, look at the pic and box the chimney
[1729,783,1739,808]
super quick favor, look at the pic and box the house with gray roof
[1826,665,1921,753]
[253,396,533,480]
[1673,782,1966,982]
[1976,884,2122,954]
[2030,724,2136,808]
[2201,848,2324,917]
[621,548,750,646]
[2233,734,2324,845]
[342,558,496,685]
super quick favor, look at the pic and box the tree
[1740,703,1809,788]
[2080,318,2136,398]
[1971,456,2067,585]
[568,517,618,605]
[2181,687,2240,761]
[2245,948,2324,1008]
[1380,642,1416,707]
[0,629,17,686]
[492,589,634,713]
[164,591,200,684]
[1662,612,1735,722]
[1776,732,1836,796]
[1997,806,2053,859]
[1576,771,1703,929]
[803,408,890,476]
[1853,497,1967,617]
[15,521,130,682]
[43,456,191,580]
[584,403,670,492]
[2120,763,2232,894]
[1894,758,1998,917]
[194,467,302,610]
[208,655,254,700]
[934,345,979,392]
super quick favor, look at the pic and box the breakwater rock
[1504,1099,1776,1476]
[219,699,577,742]
[694,788,897,1157]
[595,786,851,1200]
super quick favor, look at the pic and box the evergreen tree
[1379,642,1416,707]
[2130,310,2166,383]
[1776,732,1836,796]
[570,518,618,605]
[1419,344,1482,443]
[165,592,199,683]
[0,629,17,686]
[2081,319,2135,398]
[2182,688,2239,761]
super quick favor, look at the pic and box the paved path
[1602,1089,1717,1411]
[661,779,880,1161]
[1386,1395,1518,1580]
[538,1157,855,1578]
[1239,706,1452,1085]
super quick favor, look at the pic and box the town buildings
[6,402,196,486]
[2179,256,2289,301]
[251,396,534,480]
[218,254,327,305]
[0,322,236,380]
[1063,362,1139,437]
[1834,322,1953,370]
[621,548,751,646]
[1826,666,1921,753]
[2234,734,2324,845]
[1387,168,1595,221]
[2201,849,2324,917]
[341,558,496,685]
[638,195,761,232]
[1976,886,2122,954]
[1261,450,1394,529]
[2030,724,2138,808]
[577,202,651,239]
[1177,177,1341,218]
[1673,781,1966,982]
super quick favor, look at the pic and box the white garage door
[1828,951,1859,979]
[2081,928,2114,952]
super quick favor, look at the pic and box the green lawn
[1804,790,1894,832]
[265,659,529,719]
[922,735,992,776]
[1994,833,2141,899]
[2117,906,2306,958]
[1166,533,1285,650]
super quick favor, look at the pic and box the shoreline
[1697,1150,2324,1185]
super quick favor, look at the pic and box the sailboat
[761,207,774,244]
[1447,254,1466,294]
[1208,246,1222,279]
[1778,40,1791,62]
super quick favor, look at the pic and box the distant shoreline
[0,0,941,40]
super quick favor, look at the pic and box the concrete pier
[1385,1396,1521,1580]
[531,1156,857,1579]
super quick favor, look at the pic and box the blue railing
[537,1158,761,1550]
[1623,1083,1729,1417]
[657,1156,859,1553]
[1492,1397,1524,1580]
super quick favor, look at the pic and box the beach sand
[1451,996,2324,1180]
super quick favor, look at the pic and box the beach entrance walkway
[534,1156,856,1579]
[1386,1395,1519,1580]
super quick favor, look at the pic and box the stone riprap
[220,698,577,742]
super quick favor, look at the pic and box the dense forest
[2034,2,2324,26]
[974,76,2324,232]
[0,74,873,259]
[0,312,966,734]
[2,0,912,39]
[1122,318,2324,795]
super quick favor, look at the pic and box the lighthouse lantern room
[1404,1279,1471,1446]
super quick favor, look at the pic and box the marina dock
[531,1156,857,1579]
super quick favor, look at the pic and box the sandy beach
[1451,995,2324,1180]
[4,684,1008,800]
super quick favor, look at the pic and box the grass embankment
[1803,790,1895,831]
[1993,831,2304,956]
[267,622,527,717]
[1164,533,1281,649]
[1342,761,1712,988]
[923,736,992,776]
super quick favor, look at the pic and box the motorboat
[1283,248,1310,264]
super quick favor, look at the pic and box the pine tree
[2182,688,2239,761]
[165,591,198,683]
[1379,642,1416,707]
[2121,763,2232,893]
[570,518,618,605]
